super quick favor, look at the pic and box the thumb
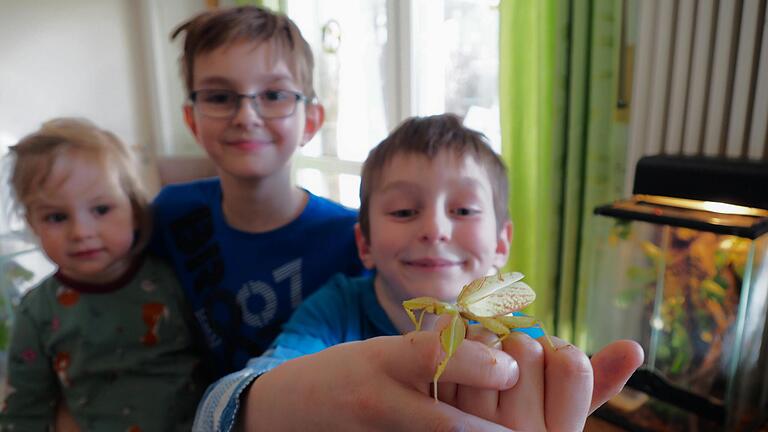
[589,339,645,414]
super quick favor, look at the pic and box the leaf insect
[402,272,551,401]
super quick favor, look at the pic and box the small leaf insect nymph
[402,272,553,401]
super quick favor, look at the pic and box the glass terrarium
[580,156,768,431]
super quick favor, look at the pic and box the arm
[269,274,352,357]
[192,277,352,431]
[0,302,60,430]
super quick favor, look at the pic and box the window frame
[290,0,418,203]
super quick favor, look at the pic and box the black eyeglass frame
[189,89,310,119]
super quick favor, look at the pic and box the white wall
[137,0,211,157]
[0,0,219,152]
[0,0,151,152]
[0,0,212,210]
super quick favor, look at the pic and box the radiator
[626,0,768,193]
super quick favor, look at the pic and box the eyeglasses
[189,89,309,119]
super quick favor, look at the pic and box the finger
[391,332,519,391]
[456,377,501,421]
[467,323,502,348]
[457,324,502,420]
[498,333,546,430]
[435,381,458,405]
[542,336,592,432]
[374,385,515,432]
[429,320,509,407]
[589,339,644,414]
[428,314,466,403]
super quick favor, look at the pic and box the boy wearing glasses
[151,6,364,378]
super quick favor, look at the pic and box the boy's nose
[232,98,265,127]
[419,210,451,243]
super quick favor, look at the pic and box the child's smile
[226,137,274,151]
[402,256,464,269]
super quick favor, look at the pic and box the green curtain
[567,0,630,346]
[499,0,630,341]
[499,0,559,332]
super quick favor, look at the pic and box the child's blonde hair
[359,114,509,239]
[171,5,316,100]
[9,118,152,253]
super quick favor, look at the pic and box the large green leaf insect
[402,272,551,401]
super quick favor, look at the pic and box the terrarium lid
[594,155,768,239]
[632,155,768,209]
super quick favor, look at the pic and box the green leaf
[701,279,726,302]
[616,287,644,308]
[612,219,633,240]
[627,266,658,284]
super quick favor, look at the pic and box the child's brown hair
[9,118,152,254]
[171,6,316,99]
[358,113,509,238]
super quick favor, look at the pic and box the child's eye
[201,90,236,105]
[452,208,481,217]
[93,205,111,216]
[389,209,417,218]
[44,213,67,223]
[261,90,291,102]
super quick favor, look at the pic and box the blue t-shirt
[192,273,544,431]
[151,178,364,376]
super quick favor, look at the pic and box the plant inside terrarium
[611,220,750,401]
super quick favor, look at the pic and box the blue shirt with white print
[151,178,364,378]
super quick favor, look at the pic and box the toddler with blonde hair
[0,118,206,431]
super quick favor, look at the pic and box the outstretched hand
[245,330,520,431]
[243,329,643,431]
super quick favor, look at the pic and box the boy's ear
[354,223,376,270]
[494,220,512,269]
[183,104,198,136]
[301,103,324,145]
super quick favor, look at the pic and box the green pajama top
[0,255,206,432]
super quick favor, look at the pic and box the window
[287,0,500,208]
